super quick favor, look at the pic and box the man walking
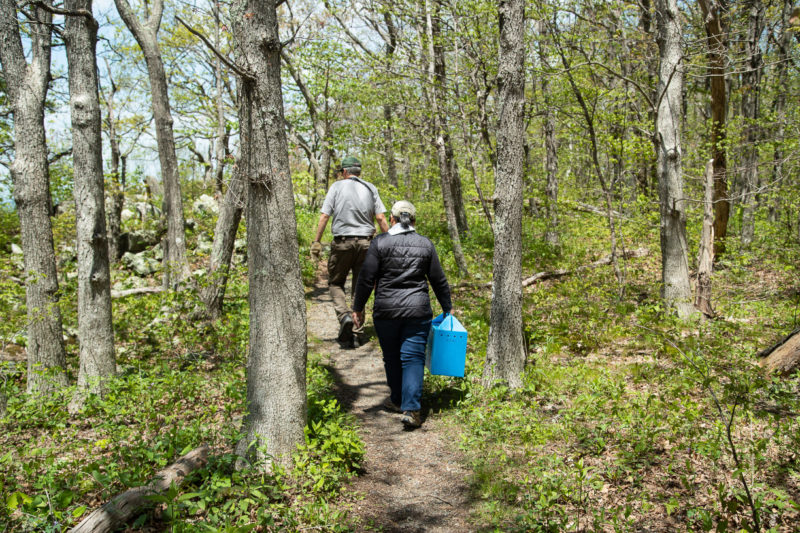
[311,156,389,348]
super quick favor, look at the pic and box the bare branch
[30,0,93,20]
[175,15,251,79]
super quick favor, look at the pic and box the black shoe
[337,315,354,344]
[338,338,355,350]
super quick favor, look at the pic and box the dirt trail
[307,268,474,532]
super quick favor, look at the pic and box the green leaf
[72,505,87,518]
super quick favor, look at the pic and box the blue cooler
[425,313,468,377]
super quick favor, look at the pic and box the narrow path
[307,267,474,532]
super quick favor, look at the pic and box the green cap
[340,155,361,169]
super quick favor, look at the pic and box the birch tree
[483,0,525,389]
[0,0,68,392]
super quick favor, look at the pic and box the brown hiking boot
[382,397,402,413]
[401,410,422,428]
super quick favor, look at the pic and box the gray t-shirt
[321,178,386,237]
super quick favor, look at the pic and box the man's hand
[310,241,322,258]
[352,310,364,330]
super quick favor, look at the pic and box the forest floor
[306,263,475,532]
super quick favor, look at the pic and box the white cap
[391,200,416,219]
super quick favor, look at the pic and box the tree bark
[423,0,469,276]
[200,161,245,319]
[213,0,229,198]
[695,159,715,317]
[428,0,469,236]
[383,10,399,188]
[542,75,559,247]
[483,0,525,389]
[103,67,125,263]
[654,0,695,318]
[64,0,116,408]
[68,445,209,533]
[113,0,190,289]
[0,0,69,392]
[739,0,765,247]
[232,0,307,470]
[768,0,793,223]
[698,0,730,256]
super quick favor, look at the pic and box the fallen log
[110,286,164,299]
[68,444,209,533]
[759,328,800,375]
[456,248,649,290]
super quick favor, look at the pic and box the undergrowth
[2,194,800,531]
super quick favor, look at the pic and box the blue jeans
[374,317,432,412]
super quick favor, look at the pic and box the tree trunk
[383,104,398,188]
[64,0,116,408]
[68,445,209,533]
[768,0,792,223]
[213,0,228,198]
[428,0,469,237]
[654,0,695,318]
[382,11,399,188]
[740,0,764,247]
[695,159,715,317]
[104,71,125,262]
[698,0,730,256]
[114,0,190,289]
[423,0,469,276]
[200,162,245,319]
[483,0,525,389]
[0,0,68,393]
[543,77,559,247]
[232,0,307,470]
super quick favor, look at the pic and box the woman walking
[352,201,453,428]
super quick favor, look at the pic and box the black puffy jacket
[352,230,452,320]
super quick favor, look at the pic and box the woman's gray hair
[397,211,415,229]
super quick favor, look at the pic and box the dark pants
[327,237,371,332]
[374,317,432,412]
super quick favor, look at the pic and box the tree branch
[30,0,93,20]
[175,16,251,79]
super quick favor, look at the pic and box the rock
[184,218,197,231]
[234,238,246,252]
[196,238,213,255]
[11,243,23,255]
[121,208,136,222]
[133,201,161,221]
[193,194,219,215]
[233,253,246,265]
[151,243,164,262]
[112,276,149,292]
[121,230,162,254]
[121,252,160,276]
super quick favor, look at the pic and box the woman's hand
[352,310,364,329]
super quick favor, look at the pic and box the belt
[334,235,372,242]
